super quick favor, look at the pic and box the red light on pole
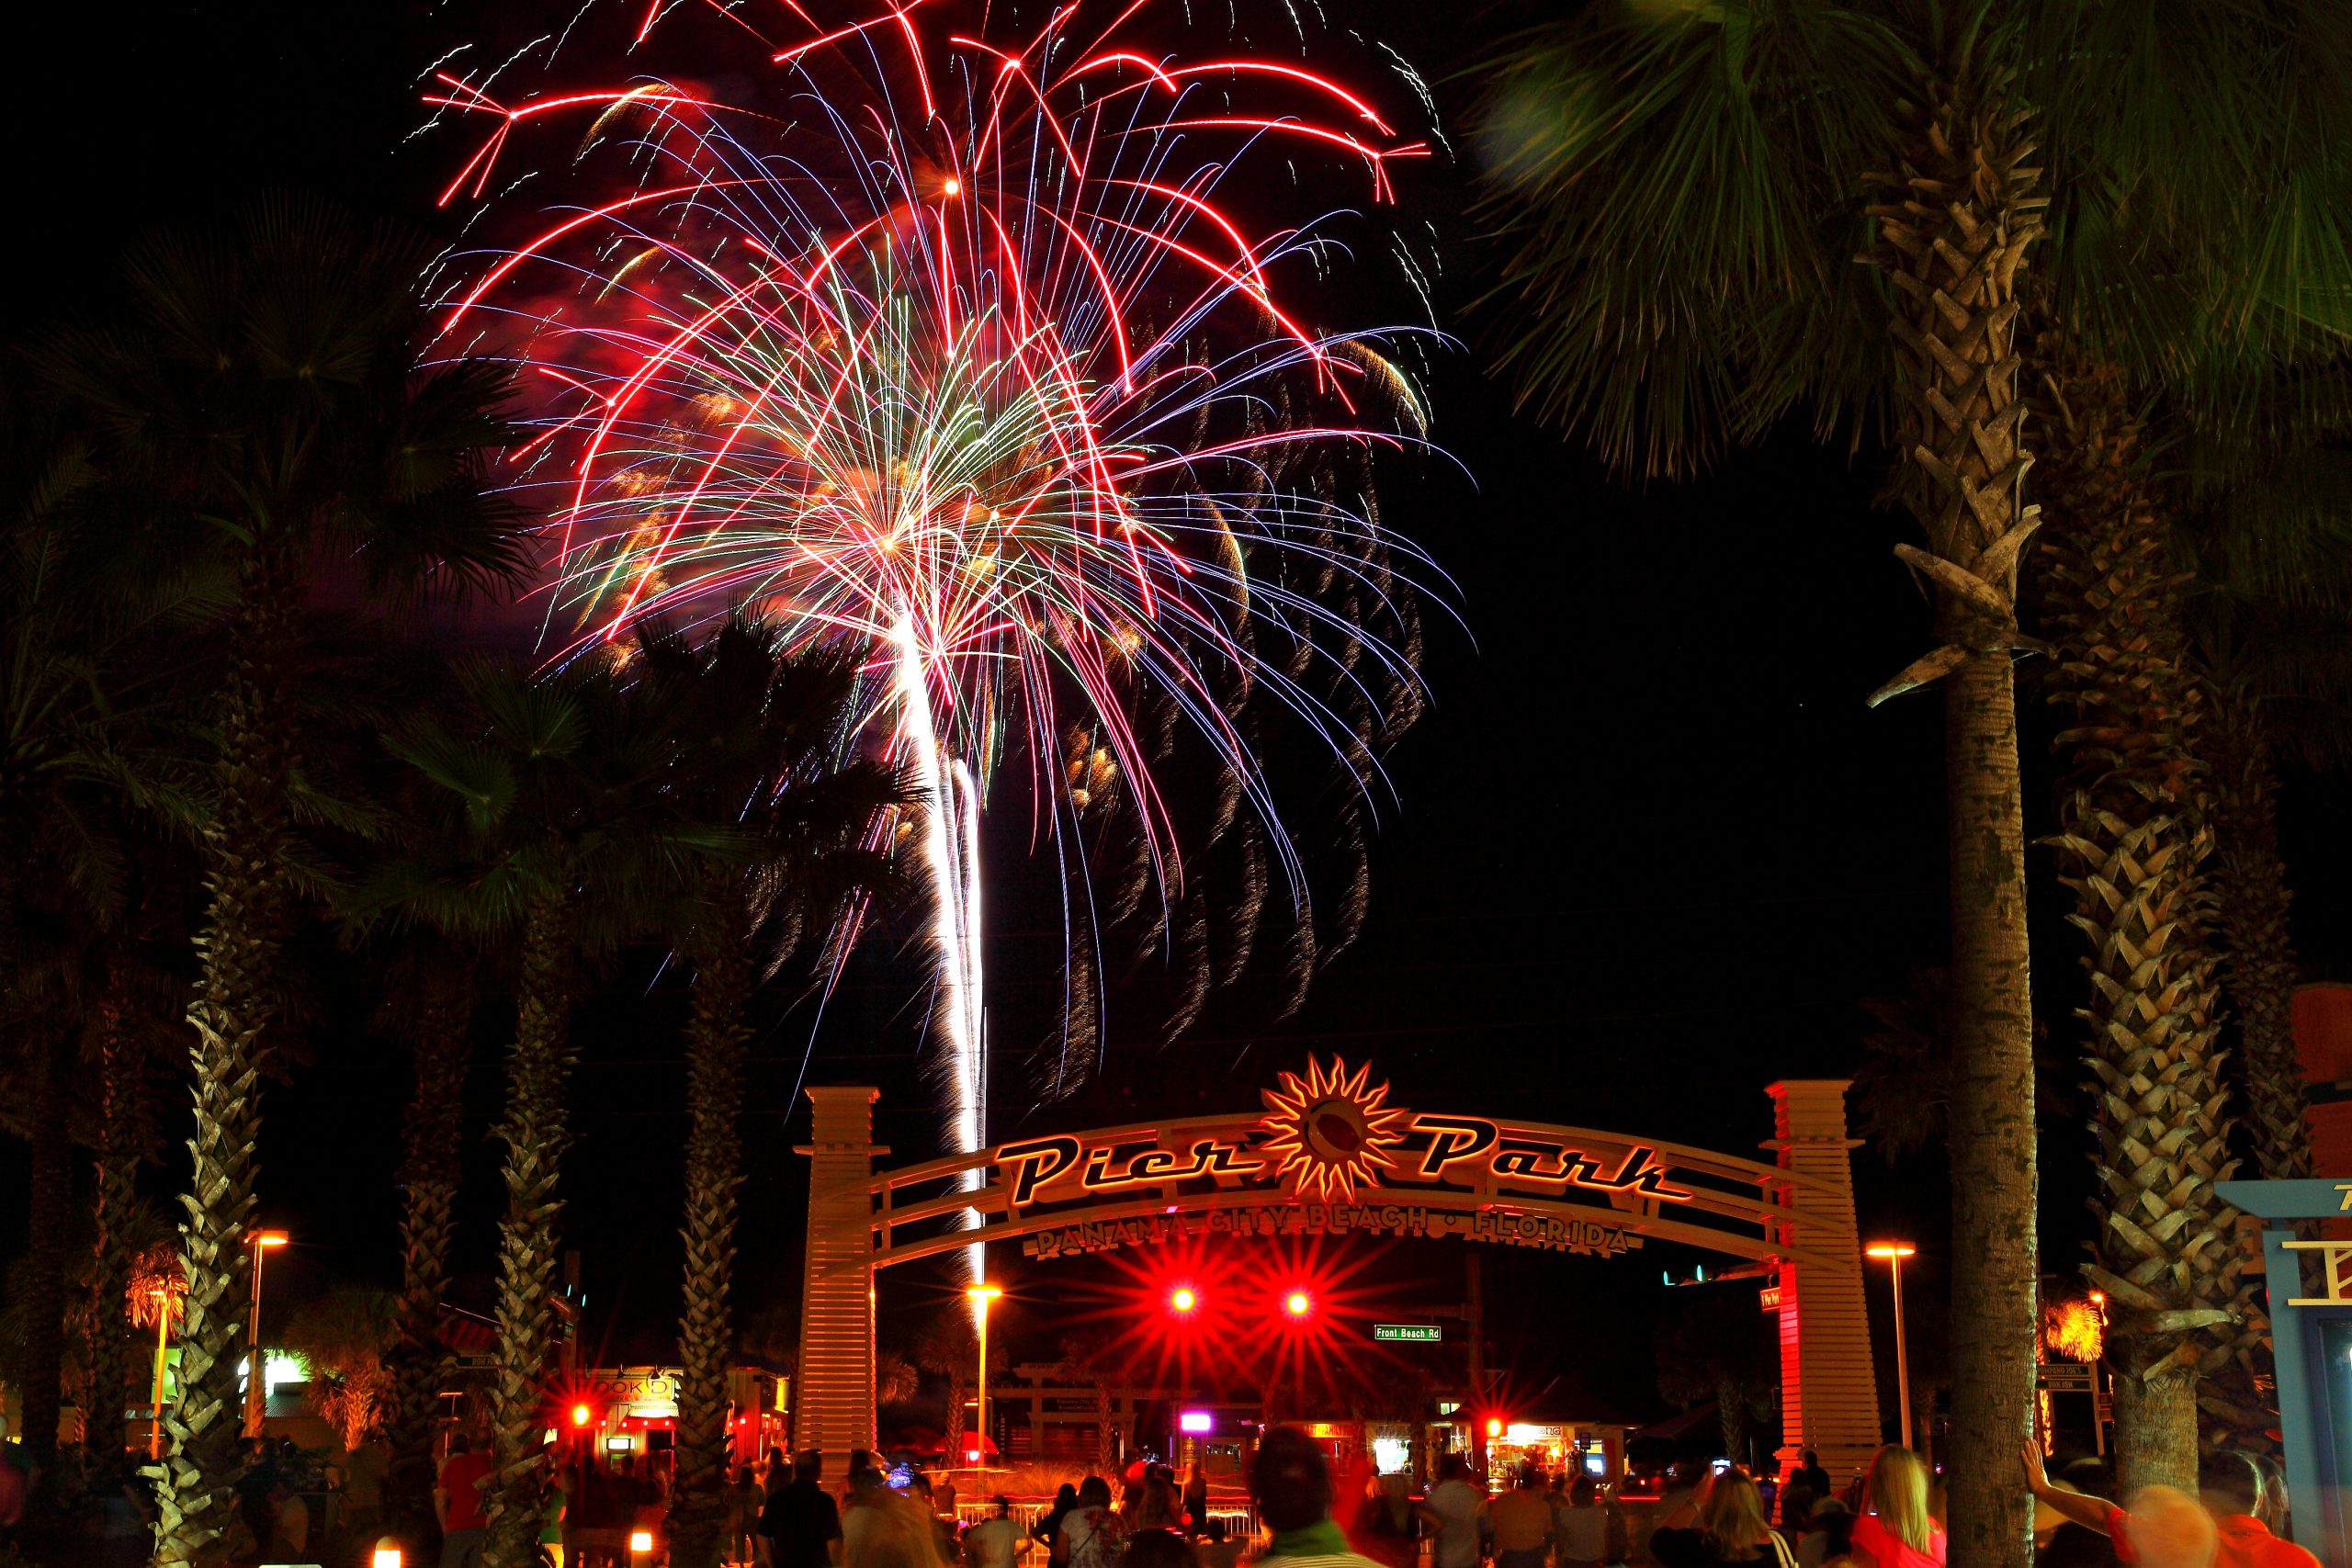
[1169,1287,1198,1314]
[1283,1290,1312,1318]
[571,1404,593,1427]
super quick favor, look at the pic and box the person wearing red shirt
[2023,1443,2218,1568]
[2197,1450,2322,1568]
[436,1432,498,1568]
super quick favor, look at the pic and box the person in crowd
[1125,1528,1193,1568]
[2024,1444,2217,1568]
[1553,1472,1615,1568]
[435,1432,496,1568]
[338,1435,390,1549]
[1847,1447,1943,1567]
[758,1450,795,1567]
[1487,1460,1552,1568]
[936,1473,960,1525]
[2252,1452,2291,1540]
[1795,1453,1832,1501]
[1357,1472,1419,1568]
[1755,1459,1781,1526]
[845,1451,877,1503]
[1418,1452,1484,1568]
[965,1495,1032,1568]
[537,1467,569,1568]
[1062,1474,1127,1568]
[1650,1467,1793,1568]
[1250,1425,1388,1568]
[1034,1483,1080,1567]
[2197,1450,2319,1568]
[728,1463,767,1567]
[1182,1462,1210,1540]
[269,1478,311,1562]
[1778,1482,1817,1538]
[1661,1465,1722,1532]
[0,1435,30,1537]
[1199,1516,1242,1568]
[765,1450,847,1568]
[1796,1497,1855,1568]
[847,1482,950,1568]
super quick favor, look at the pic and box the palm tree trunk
[944,1368,967,1468]
[2202,683,2302,1452]
[481,894,580,1568]
[20,1028,76,1470]
[670,888,752,1568]
[154,542,301,1568]
[383,965,474,1545]
[2207,687,2309,1181]
[2036,353,2239,1495]
[89,985,145,1472]
[1869,91,2046,1568]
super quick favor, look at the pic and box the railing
[949,1500,1266,1546]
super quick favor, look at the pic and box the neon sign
[992,1056,1694,1210]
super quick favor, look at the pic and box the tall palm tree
[2018,8,2352,1483]
[38,194,526,1567]
[1475,0,2352,1514]
[373,936,478,1541]
[1472,9,2038,1551]
[366,659,741,1568]
[0,383,221,1474]
[629,619,901,1568]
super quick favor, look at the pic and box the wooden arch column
[1768,1079,1883,1484]
[794,1086,882,1485]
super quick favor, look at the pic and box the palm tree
[365,658,741,1568]
[1474,0,2352,1513]
[2018,14,2352,1483]
[1053,1330,1123,1476]
[1473,10,2036,1549]
[281,1288,401,1451]
[374,936,478,1541]
[0,382,222,1475]
[38,194,526,1566]
[913,1310,977,1470]
[628,619,901,1568]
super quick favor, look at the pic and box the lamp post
[149,1288,175,1460]
[965,1282,1001,1471]
[243,1229,289,1438]
[1866,1243,1918,1453]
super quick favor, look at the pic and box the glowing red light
[571,1404,592,1427]
[1170,1287,1198,1314]
[1283,1291,1312,1317]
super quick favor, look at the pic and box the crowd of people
[419,1429,2325,1568]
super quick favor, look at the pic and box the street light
[1866,1242,1918,1453]
[966,1282,1002,1470]
[243,1229,289,1438]
[148,1287,176,1460]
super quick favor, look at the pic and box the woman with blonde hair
[1651,1468,1796,1566]
[1849,1448,1944,1567]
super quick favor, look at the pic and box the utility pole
[1466,1254,1487,1483]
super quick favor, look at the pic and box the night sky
[13,0,2349,1435]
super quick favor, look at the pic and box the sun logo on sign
[1258,1056,1413,1200]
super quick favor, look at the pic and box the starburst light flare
[430,0,1442,1296]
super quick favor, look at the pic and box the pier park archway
[797,1058,1883,1480]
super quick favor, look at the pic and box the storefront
[569,1365,787,1472]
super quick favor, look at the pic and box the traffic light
[1169,1286,1198,1314]
[1283,1290,1313,1318]
[1485,1417,1504,1439]
[571,1404,593,1427]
